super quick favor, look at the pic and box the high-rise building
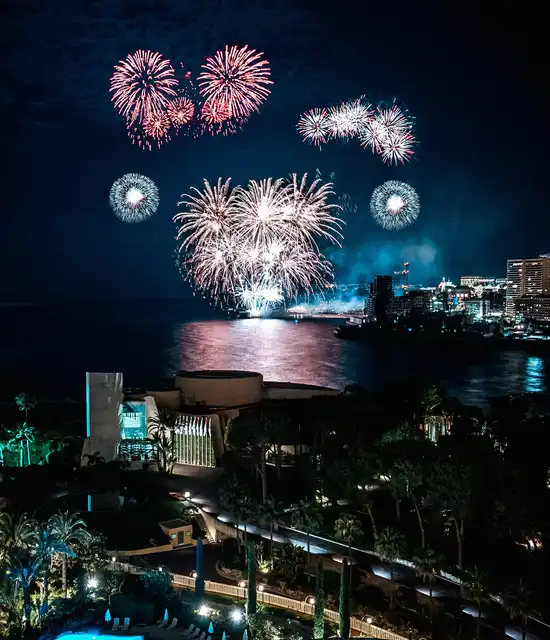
[369,275,393,322]
[506,256,550,317]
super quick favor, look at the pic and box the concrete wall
[264,384,341,400]
[146,389,181,411]
[86,372,123,463]
[175,371,264,408]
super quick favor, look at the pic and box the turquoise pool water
[57,634,143,640]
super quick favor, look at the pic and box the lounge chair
[112,618,121,631]
[191,630,200,638]
[198,632,206,640]
[166,618,178,631]
[157,619,168,628]
[123,618,131,631]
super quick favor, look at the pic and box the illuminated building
[368,275,393,322]
[514,296,550,322]
[82,370,340,471]
[460,276,506,288]
[506,256,550,317]
[464,298,491,319]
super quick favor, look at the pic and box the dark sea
[1,301,547,407]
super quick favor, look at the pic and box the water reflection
[525,356,545,393]
[169,319,550,405]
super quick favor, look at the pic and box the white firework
[296,108,331,146]
[370,180,420,230]
[109,173,159,223]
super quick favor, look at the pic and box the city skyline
[0,2,546,304]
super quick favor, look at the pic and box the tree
[246,539,257,616]
[393,460,426,548]
[261,498,284,565]
[34,524,75,613]
[180,503,199,524]
[7,552,41,634]
[219,475,252,552]
[339,558,350,639]
[291,500,321,583]
[8,424,35,467]
[412,547,444,623]
[47,511,91,596]
[273,543,306,582]
[427,462,472,570]
[502,580,536,640]
[313,561,325,640]
[195,536,204,602]
[15,393,36,424]
[147,408,180,473]
[334,512,363,586]
[374,527,405,584]
[82,451,105,466]
[463,566,488,640]
[0,512,38,560]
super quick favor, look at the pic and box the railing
[169,573,406,640]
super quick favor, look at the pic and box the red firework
[143,112,171,145]
[167,97,195,127]
[201,99,232,125]
[110,50,178,125]
[198,45,273,119]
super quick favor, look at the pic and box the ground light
[198,605,210,617]
[230,609,243,623]
[86,576,99,590]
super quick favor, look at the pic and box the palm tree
[0,512,38,559]
[147,408,180,473]
[291,500,321,583]
[358,495,377,541]
[261,498,284,565]
[334,512,363,588]
[412,547,444,622]
[15,392,36,424]
[82,451,105,466]
[7,552,42,634]
[47,511,91,596]
[33,524,75,612]
[8,424,35,467]
[502,580,536,640]
[393,460,426,547]
[463,566,488,640]
[374,526,405,606]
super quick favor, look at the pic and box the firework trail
[370,180,420,230]
[174,174,343,313]
[110,50,178,125]
[109,173,159,223]
[198,45,273,119]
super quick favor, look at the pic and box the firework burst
[110,173,159,223]
[198,45,273,119]
[297,108,331,146]
[370,180,420,230]
[167,97,195,127]
[174,174,343,313]
[110,50,178,125]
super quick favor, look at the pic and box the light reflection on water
[170,319,549,406]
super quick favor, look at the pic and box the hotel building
[505,256,550,317]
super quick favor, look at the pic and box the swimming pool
[57,633,143,640]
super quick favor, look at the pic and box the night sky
[0,0,546,301]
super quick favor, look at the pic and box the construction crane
[393,261,410,292]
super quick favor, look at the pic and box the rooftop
[176,370,262,380]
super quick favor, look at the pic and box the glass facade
[121,402,147,440]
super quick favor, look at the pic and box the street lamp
[304,596,315,605]
[238,580,246,588]
[190,571,198,579]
